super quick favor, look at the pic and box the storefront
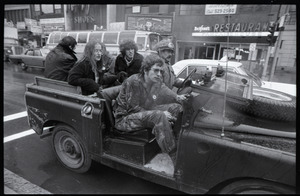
[175,21,278,77]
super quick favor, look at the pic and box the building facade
[4,4,296,73]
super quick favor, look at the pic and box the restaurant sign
[126,14,173,34]
[194,22,270,33]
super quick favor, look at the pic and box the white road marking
[4,111,27,122]
[4,111,34,143]
[4,129,36,143]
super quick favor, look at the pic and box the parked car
[24,73,295,194]
[172,58,296,96]
[9,48,50,70]
[4,45,24,62]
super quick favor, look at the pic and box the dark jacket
[114,52,144,77]
[68,54,116,95]
[44,44,78,81]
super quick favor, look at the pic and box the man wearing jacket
[68,41,117,95]
[44,36,78,81]
[114,54,182,165]
[154,39,191,101]
[114,39,144,84]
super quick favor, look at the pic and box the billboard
[126,14,173,34]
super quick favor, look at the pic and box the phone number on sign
[206,8,235,15]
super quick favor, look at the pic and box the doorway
[195,45,215,59]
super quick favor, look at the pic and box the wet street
[3,61,183,194]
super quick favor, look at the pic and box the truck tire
[216,179,295,194]
[228,90,296,122]
[52,124,91,173]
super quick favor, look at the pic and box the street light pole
[269,12,289,82]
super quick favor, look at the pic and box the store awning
[192,31,279,37]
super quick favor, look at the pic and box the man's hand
[176,94,190,102]
[163,111,174,121]
[117,71,128,83]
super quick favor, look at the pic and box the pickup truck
[25,73,296,194]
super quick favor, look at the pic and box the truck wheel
[21,63,28,70]
[217,179,295,194]
[52,124,91,173]
[228,89,296,121]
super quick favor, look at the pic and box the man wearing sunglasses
[114,54,183,165]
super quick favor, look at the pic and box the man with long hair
[114,54,182,165]
[68,39,117,95]
[114,39,144,84]
[44,36,78,81]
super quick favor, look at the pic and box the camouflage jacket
[114,74,178,120]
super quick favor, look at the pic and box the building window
[54,4,62,14]
[179,4,202,15]
[141,6,149,14]
[125,7,132,14]
[149,5,159,13]
[41,4,54,14]
[34,4,41,16]
[285,5,296,25]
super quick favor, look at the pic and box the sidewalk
[4,185,18,194]
[4,168,52,194]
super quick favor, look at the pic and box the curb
[4,168,52,194]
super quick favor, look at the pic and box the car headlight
[6,50,12,53]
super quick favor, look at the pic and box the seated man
[113,54,183,165]
[114,39,144,84]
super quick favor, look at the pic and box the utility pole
[269,12,290,81]
[268,5,281,81]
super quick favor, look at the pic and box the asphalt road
[3,62,183,194]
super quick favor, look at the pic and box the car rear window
[103,32,118,44]
[89,32,103,42]
[78,33,88,43]
[118,31,135,44]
